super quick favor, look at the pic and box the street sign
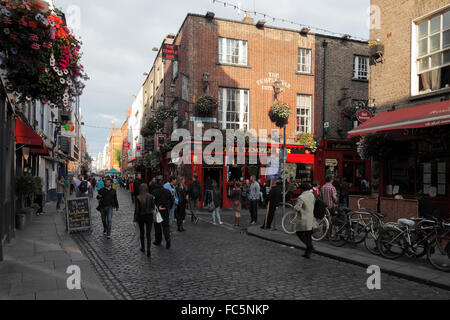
[325,158,338,167]
[65,197,91,233]
[122,141,130,151]
[162,44,179,61]
[357,109,373,123]
[324,122,329,128]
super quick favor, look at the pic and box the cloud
[53,0,370,155]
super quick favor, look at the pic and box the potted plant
[268,101,292,128]
[341,105,358,121]
[195,95,218,116]
[294,132,317,153]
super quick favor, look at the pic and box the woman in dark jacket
[176,177,188,232]
[134,184,154,257]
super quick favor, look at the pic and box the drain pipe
[322,40,328,143]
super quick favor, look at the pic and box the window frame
[296,94,312,134]
[353,55,370,81]
[218,87,250,130]
[218,37,248,66]
[297,48,312,74]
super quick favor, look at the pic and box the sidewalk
[247,225,450,291]
[0,201,114,300]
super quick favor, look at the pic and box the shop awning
[15,118,44,147]
[30,144,49,155]
[348,100,450,138]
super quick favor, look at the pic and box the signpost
[65,197,92,233]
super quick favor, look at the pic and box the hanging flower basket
[268,101,292,128]
[294,132,317,153]
[195,95,218,116]
[341,105,358,120]
[0,1,88,108]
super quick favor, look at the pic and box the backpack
[313,194,327,220]
[79,180,88,193]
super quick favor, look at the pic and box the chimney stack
[242,12,254,24]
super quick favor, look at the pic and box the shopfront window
[296,163,313,187]
[419,159,449,197]
[385,155,416,196]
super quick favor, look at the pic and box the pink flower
[31,43,40,50]
[29,34,38,41]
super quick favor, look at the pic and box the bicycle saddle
[410,217,424,222]
[398,218,415,226]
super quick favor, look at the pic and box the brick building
[143,13,370,207]
[349,0,450,217]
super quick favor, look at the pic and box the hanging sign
[356,110,373,123]
[162,44,179,61]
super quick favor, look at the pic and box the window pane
[430,16,441,34]
[431,53,442,68]
[418,21,428,38]
[418,38,428,56]
[444,30,450,49]
[419,57,430,72]
[444,50,450,64]
[445,11,450,30]
[430,33,441,52]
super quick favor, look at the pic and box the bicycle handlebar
[357,198,369,210]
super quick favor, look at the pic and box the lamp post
[272,79,287,218]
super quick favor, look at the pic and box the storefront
[315,140,372,194]
[179,140,316,209]
[349,100,450,218]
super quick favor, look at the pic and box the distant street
[72,188,450,300]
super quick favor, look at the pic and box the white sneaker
[219,221,223,225]
[212,222,217,225]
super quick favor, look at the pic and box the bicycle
[377,216,439,260]
[328,207,366,247]
[427,219,450,272]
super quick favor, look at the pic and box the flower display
[341,105,358,120]
[294,132,317,153]
[0,0,88,108]
[195,95,218,116]
[268,101,292,127]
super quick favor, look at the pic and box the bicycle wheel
[427,239,450,272]
[347,222,367,245]
[364,229,381,255]
[312,217,329,241]
[281,210,298,235]
[377,226,405,260]
[329,223,347,247]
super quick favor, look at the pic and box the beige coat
[294,191,317,232]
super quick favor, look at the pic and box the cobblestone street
[71,188,450,300]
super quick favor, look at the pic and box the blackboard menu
[66,197,91,232]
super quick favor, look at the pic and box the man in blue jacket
[164,176,178,233]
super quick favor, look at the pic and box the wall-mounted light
[256,19,266,29]
[299,27,310,36]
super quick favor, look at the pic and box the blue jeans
[169,206,175,231]
[101,207,114,235]
[212,207,221,223]
[56,193,64,210]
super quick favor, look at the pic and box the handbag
[154,204,163,223]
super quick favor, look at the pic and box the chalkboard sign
[65,197,92,233]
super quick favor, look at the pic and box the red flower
[35,2,45,10]
[10,34,18,40]
[28,21,37,29]
[19,16,27,26]
[39,66,45,73]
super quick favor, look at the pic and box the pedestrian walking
[164,176,178,232]
[175,177,188,232]
[230,182,242,226]
[78,175,90,198]
[203,176,213,207]
[56,176,65,212]
[133,174,142,204]
[321,175,338,214]
[148,177,157,195]
[152,177,173,249]
[129,177,135,204]
[248,175,260,224]
[261,180,282,230]
[340,177,350,208]
[96,178,119,239]
[97,177,104,191]
[90,175,97,198]
[210,181,222,225]
[294,184,318,259]
[133,183,154,257]
[187,174,202,223]
[74,174,82,197]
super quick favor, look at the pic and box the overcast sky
[53,0,370,156]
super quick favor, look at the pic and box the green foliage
[294,132,317,152]
[195,95,218,116]
[143,153,161,171]
[15,175,42,196]
[114,148,122,164]
[141,105,176,137]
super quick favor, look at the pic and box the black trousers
[137,217,153,251]
[296,231,314,254]
[264,206,277,228]
[176,203,186,228]
[154,209,170,244]
[249,200,259,222]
